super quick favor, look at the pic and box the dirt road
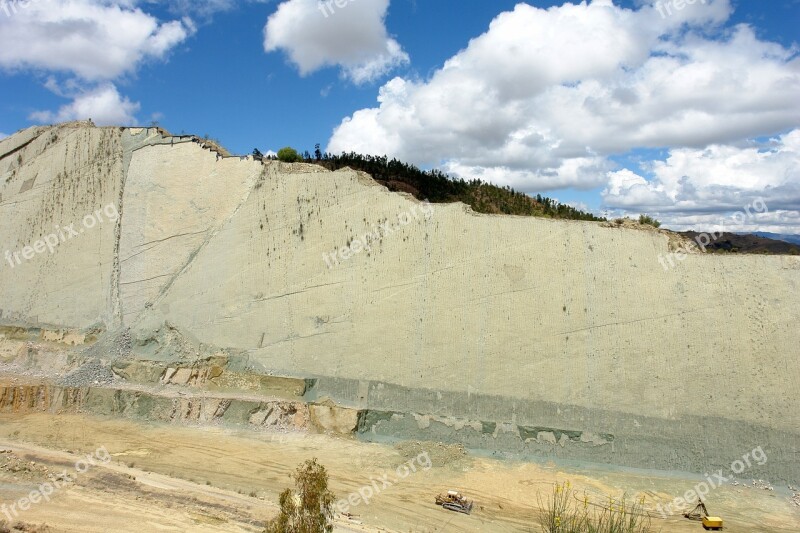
[0,412,797,532]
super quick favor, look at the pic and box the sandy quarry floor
[0,412,797,532]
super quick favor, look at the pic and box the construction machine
[684,499,724,530]
[435,490,474,514]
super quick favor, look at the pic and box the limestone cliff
[1,122,798,482]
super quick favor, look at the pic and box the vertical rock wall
[1,122,798,482]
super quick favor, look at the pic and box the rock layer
[1,122,798,482]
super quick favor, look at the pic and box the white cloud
[29,84,140,126]
[443,157,612,192]
[0,1,192,128]
[264,0,409,84]
[327,0,800,202]
[0,132,8,140]
[603,129,800,233]
[0,0,190,81]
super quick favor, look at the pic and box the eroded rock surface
[1,122,798,482]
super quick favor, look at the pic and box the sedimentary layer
[1,122,798,482]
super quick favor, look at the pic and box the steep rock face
[0,124,123,327]
[119,140,262,324]
[1,122,798,480]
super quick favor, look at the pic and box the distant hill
[745,232,800,246]
[681,231,800,255]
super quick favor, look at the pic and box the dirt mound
[58,359,115,387]
[0,521,53,533]
[0,450,51,480]
[395,440,467,467]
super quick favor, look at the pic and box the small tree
[638,214,661,228]
[277,146,302,163]
[265,458,335,533]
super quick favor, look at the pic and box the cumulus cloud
[603,129,800,232]
[327,0,800,214]
[0,1,194,128]
[264,0,409,83]
[29,84,140,126]
[0,0,190,80]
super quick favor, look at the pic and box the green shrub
[277,146,302,163]
[638,214,661,228]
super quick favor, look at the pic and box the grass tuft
[536,481,657,533]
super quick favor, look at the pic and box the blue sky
[0,0,798,232]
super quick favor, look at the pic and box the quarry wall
[1,122,798,482]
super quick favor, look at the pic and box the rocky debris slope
[58,359,115,387]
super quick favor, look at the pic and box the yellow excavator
[684,499,724,530]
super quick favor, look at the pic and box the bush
[638,214,661,228]
[264,458,335,533]
[277,146,302,163]
[536,481,657,533]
